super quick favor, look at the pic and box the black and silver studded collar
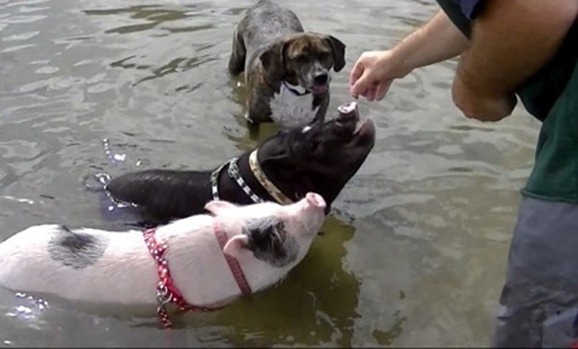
[209,157,265,204]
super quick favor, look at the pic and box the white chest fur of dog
[269,83,320,129]
[0,194,326,317]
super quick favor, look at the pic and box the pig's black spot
[244,218,298,268]
[47,225,109,269]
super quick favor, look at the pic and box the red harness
[143,219,252,329]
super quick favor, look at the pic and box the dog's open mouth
[335,102,375,143]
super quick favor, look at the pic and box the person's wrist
[388,46,413,79]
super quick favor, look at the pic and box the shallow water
[0,0,541,347]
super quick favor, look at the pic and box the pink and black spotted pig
[0,193,326,326]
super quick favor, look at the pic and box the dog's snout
[313,73,329,85]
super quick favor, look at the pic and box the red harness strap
[143,219,252,329]
[212,220,252,296]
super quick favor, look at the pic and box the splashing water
[5,292,50,330]
[102,138,126,166]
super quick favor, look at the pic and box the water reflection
[221,75,283,150]
[86,6,191,35]
[182,216,364,347]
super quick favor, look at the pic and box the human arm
[452,0,578,121]
[350,10,469,101]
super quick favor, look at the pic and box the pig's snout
[305,192,326,210]
[291,192,326,237]
[337,101,359,121]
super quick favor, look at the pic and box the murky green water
[0,0,541,347]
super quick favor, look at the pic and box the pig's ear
[204,200,237,215]
[223,235,250,259]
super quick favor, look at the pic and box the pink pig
[0,192,326,325]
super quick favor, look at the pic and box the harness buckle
[157,284,171,306]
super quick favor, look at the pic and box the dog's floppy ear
[259,41,287,80]
[325,35,346,72]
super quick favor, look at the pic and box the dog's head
[259,32,346,95]
[257,102,375,210]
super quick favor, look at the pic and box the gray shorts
[492,195,578,348]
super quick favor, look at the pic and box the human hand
[451,74,517,122]
[349,50,409,102]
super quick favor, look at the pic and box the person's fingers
[366,84,377,102]
[349,59,364,87]
[350,71,370,98]
[375,80,393,101]
[351,83,367,99]
[351,86,365,99]
[350,82,360,98]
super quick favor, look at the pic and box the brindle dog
[228,0,346,130]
